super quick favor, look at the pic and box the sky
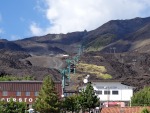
[1,0,150,41]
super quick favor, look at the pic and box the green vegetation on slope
[86,34,116,52]
[0,75,34,81]
[77,63,112,79]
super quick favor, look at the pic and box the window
[2,91,8,96]
[64,93,67,97]
[35,92,38,96]
[26,92,30,96]
[112,91,118,95]
[16,92,21,96]
[95,90,102,95]
[104,90,110,95]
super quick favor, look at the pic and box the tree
[62,94,80,113]
[34,75,60,113]
[0,100,5,113]
[131,87,150,106]
[0,98,26,113]
[78,82,100,113]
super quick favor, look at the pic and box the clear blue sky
[0,0,150,41]
[0,0,48,40]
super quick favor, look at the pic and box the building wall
[90,82,133,102]
[0,81,62,104]
[0,91,37,104]
[95,89,133,101]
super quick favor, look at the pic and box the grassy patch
[77,63,112,79]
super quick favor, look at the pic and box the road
[25,55,65,70]
[52,57,64,69]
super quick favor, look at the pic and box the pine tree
[62,94,80,113]
[34,75,60,113]
[78,82,100,113]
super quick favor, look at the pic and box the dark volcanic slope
[80,51,150,90]
[83,17,150,53]
[14,16,150,54]
[1,17,150,54]
[0,41,24,51]
[1,16,150,89]
[14,31,86,55]
[0,50,61,81]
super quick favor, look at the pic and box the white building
[80,80,134,107]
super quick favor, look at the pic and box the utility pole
[132,59,137,69]
[73,60,76,74]
[104,86,109,107]
[78,45,82,56]
[60,69,68,96]
[72,55,80,74]
[66,59,72,82]
[77,45,84,56]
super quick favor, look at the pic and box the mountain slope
[14,31,86,55]
[83,17,150,53]
[0,49,61,81]
[0,40,24,51]
[78,51,150,91]
[1,17,150,90]
[1,17,150,54]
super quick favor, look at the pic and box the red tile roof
[101,106,150,113]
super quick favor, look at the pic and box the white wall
[92,82,133,102]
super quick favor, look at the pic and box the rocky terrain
[79,51,150,91]
[0,49,61,81]
[0,17,150,91]
[0,48,149,91]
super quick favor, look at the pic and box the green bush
[141,107,150,113]
[131,87,150,106]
